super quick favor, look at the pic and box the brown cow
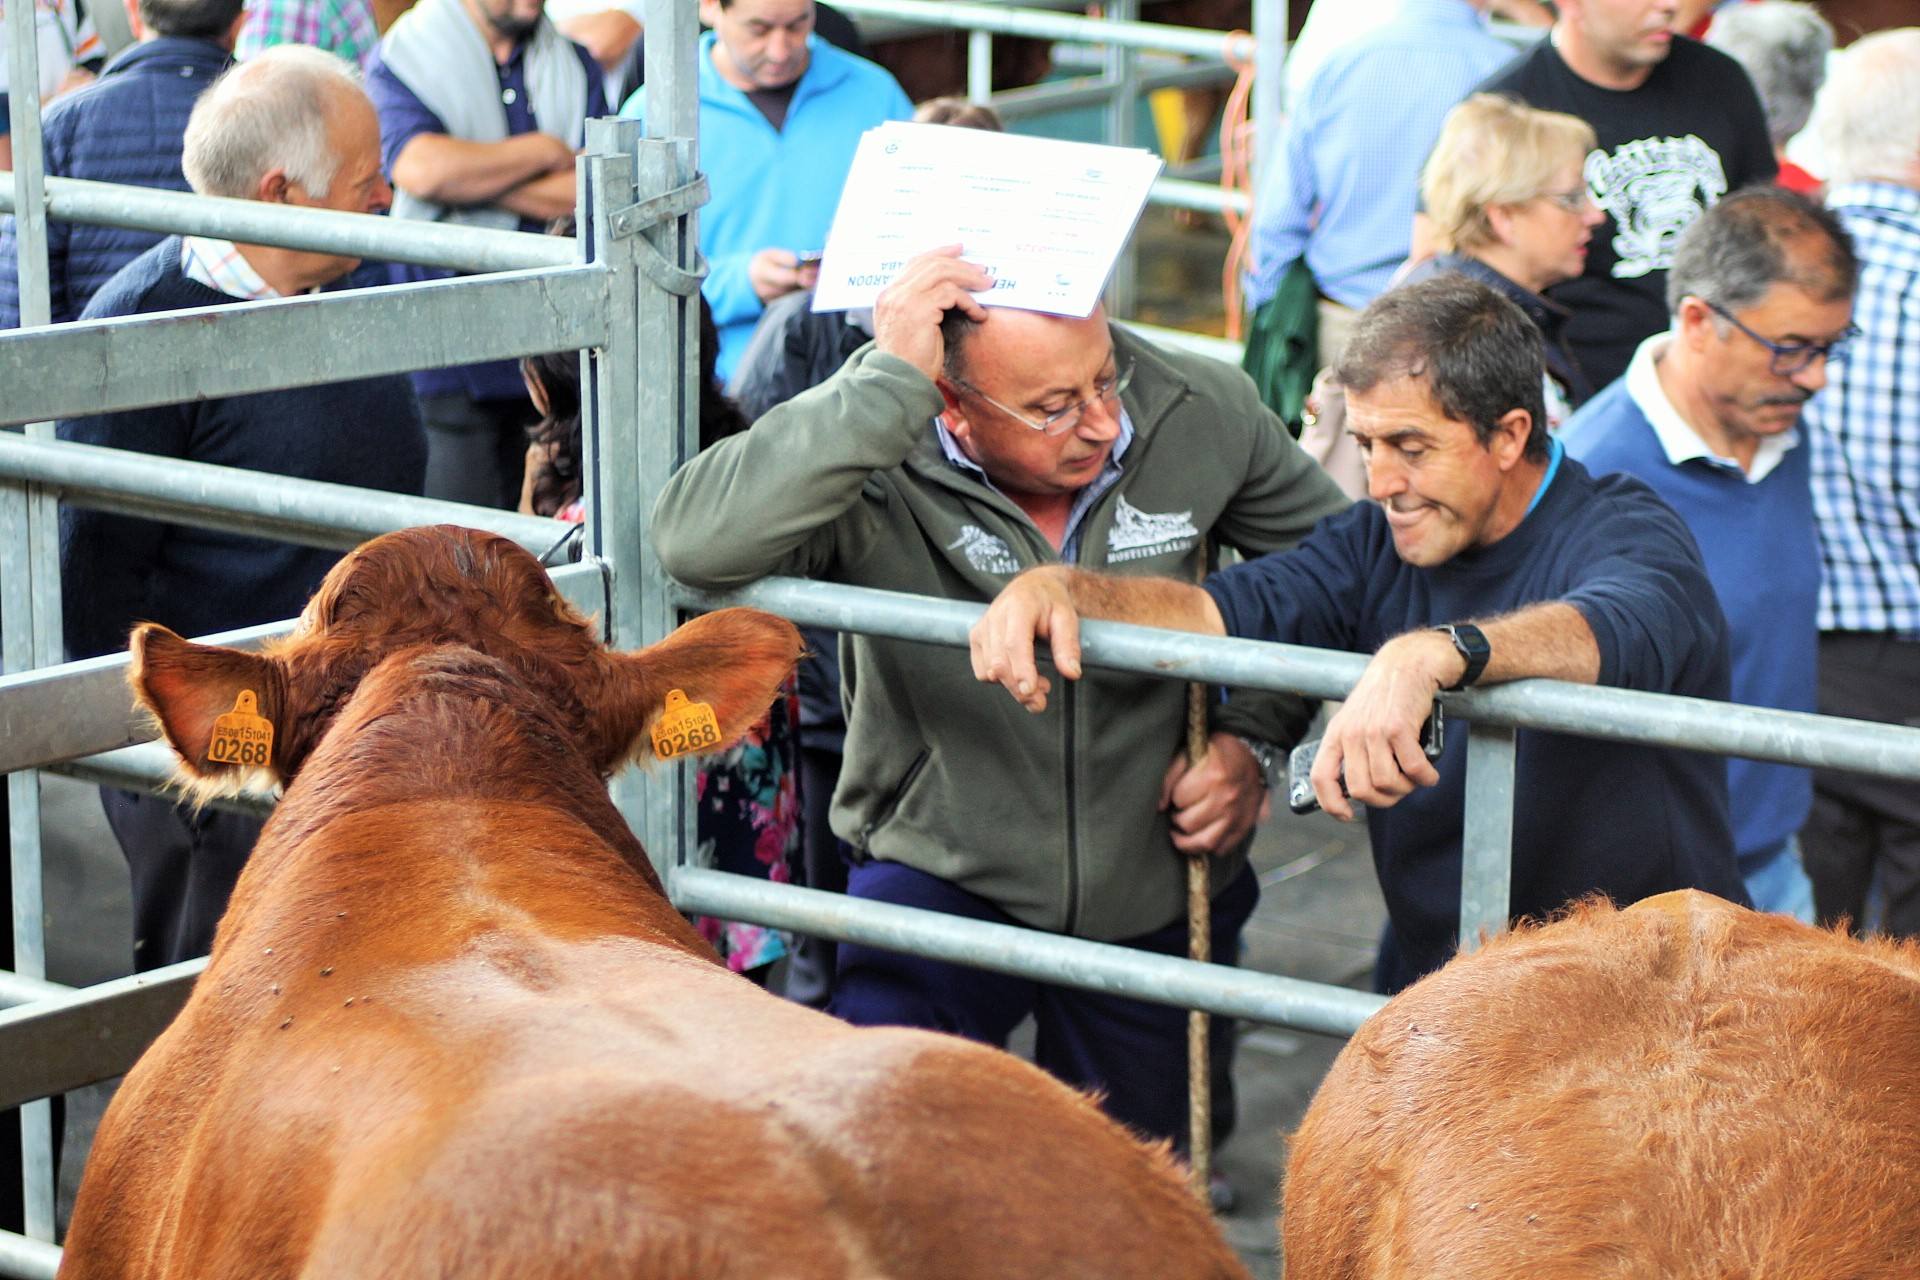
[1282,890,1920,1278]
[59,525,1246,1280]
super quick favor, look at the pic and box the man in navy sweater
[0,0,246,328]
[59,47,426,970]
[1564,188,1857,921]
[973,276,1748,992]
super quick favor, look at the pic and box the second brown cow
[58,525,1246,1280]
[1283,890,1920,1278]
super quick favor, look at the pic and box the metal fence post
[1457,720,1517,953]
[1251,0,1287,186]
[5,0,63,1241]
[967,27,994,104]
[631,0,703,879]
[1103,0,1140,318]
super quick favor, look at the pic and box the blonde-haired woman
[1405,93,1606,425]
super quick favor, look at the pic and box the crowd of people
[3,0,1919,1216]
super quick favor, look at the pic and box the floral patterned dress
[693,675,803,973]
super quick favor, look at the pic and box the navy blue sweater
[0,39,233,328]
[58,238,427,660]
[1563,378,1817,872]
[1205,456,1746,991]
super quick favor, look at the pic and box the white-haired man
[58,46,428,970]
[1798,28,1920,940]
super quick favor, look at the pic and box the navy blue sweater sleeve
[1557,475,1727,695]
[1202,505,1377,652]
[58,401,189,660]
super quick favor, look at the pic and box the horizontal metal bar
[830,0,1254,60]
[0,176,578,276]
[0,560,605,775]
[48,742,276,818]
[0,957,204,1111]
[673,577,1920,782]
[673,868,1384,1036]
[0,265,610,425]
[0,970,70,1011]
[0,435,576,555]
[1150,176,1248,215]
[989,59,1234,119]
[1124,321,1243,364]
[0,1230,58,1280]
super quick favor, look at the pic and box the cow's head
[128,525,803,799]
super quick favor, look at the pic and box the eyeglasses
[1538,186,1597,214]
[1701,298,1860,376]
[949,361,1134,436]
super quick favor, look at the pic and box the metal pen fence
[3,0,1919,1275]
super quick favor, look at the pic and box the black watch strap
[1434,623,1490,690]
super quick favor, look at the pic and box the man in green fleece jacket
[652,247,1349,1156]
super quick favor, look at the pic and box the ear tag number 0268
[651,689,721,760]
[207,690,275,768]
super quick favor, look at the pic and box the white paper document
[810,122,1164,317]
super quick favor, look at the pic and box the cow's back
[1283,891,1920,1279]
[65,806,1244,1280]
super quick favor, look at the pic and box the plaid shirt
[181,236,280,300]
[233,0,379,72]
[1805,183,1920,638]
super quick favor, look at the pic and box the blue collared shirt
[1246,0,1515,310]
[1804,183,1920,638]
[935,409,1135,562]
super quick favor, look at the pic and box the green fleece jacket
[652,326,1351,940]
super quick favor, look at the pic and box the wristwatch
[1433,623,1491,690]
[1233,735,1282,790]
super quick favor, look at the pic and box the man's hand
[748,248,813,303]
[970,565,1082,713]
[1312,630,1462,821]
[1161,733,1271,857]
[557,9,643,69]
[872,246,992,381]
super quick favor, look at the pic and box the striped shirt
[181,236,280,300]
[234,0,380,73]
[1804,183,1920,638]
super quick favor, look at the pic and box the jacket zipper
[857,747,930,858]
[1062,681,1080,935]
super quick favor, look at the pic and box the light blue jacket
[622,33,910,379]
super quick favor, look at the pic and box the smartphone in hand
[1287,708,1446,815]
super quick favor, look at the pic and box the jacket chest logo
[1106,496,1199,563]
[948,525,1021,576]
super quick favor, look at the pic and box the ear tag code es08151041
[207,689,275,767]
[651,689,721,760]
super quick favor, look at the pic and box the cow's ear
[129,624,288,791]
[603,608,804,768]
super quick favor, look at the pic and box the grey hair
[182,47,366,200]
[1665,186,1855,315]
[1812,28,1920,186]
[1706,2,1834,148]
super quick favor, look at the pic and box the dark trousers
[779,744,847,1009]
[829,859,1254,1153]
[420,392,533,511]
[100,788,264,972]
[1802,632,1920,937]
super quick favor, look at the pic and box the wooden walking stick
[1185,547,1213,1205]
[1185,677,1212,1204]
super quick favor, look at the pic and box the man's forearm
[391,134,568,208]
[1044,566,1226,635]
[496,169,578,224]
[1387,600,1601,691]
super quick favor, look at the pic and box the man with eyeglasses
[652,245,1351,1164]
[971,273,1749,995]
[1564,186,1857,920]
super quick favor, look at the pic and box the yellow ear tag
[651,689,721,760]
[207,689,275,768]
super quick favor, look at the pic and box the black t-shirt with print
[1480,36,1775,389]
